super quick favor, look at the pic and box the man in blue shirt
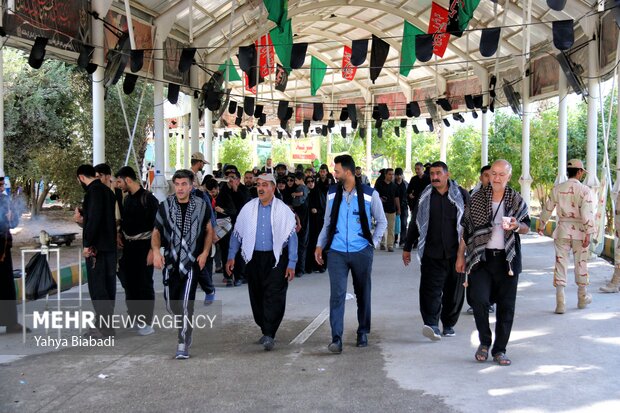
[315,155,388,353]
[226,174,298,351]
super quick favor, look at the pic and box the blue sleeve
[287,231,298,269]
[228,233,241,261]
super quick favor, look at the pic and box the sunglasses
[287,179,294,182]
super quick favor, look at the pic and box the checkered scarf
[158,194,206,277]
[416,180,465,260]
[462,185,528,277]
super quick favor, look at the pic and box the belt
[486,248,505,257]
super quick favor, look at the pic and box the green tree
[447,126,481,189]
[2,47,155,211]
[220,135,253,172]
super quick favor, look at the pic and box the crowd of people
[0,152,606,366]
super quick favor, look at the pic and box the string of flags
[225,0,578,98]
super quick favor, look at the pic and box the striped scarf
[157,194,206,277]
[415,180,465,260]
[462,185,529,277]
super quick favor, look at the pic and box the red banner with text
[429,2,450,58]
[342,46,357,81]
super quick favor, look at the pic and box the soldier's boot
[555,287,565,314]
[577,286,592,309]
[599,268,620,293]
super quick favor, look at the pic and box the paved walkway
[1,234,619,412]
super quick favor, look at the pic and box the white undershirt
[486,201,505,249]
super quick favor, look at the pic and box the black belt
[486,248,505,257]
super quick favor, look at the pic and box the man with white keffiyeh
[226,173,298,351]
[456,160,530,367]
[152,170,213,360]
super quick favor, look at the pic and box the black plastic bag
[25,253,57,300]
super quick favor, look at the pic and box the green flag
[269,18,293,73]
[310,56,327,96]
[400,21,424,77]
[264,0,288,32]
[458,0,481,31]
[217,58,241,82]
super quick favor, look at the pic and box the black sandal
[475,344,489,362]
[493,352,512,366]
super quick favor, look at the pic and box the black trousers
[0,247,17,327]
[120,240,154,325]
[86,250,117,335]
[296,218,309,275]
[468,250,519,356]
[419,255,465,328]
[246,250,289,338]
[306,213,325,272]
[164,267,199,345]
[197,256,215,295]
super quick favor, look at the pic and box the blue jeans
[327,245,374,339]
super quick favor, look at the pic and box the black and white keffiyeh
[415,179,465,261]
[462,184,529,276]
[157,194,207,276]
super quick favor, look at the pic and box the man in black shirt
[152,169,213,359]
[374,168,400,252]
[394,168,408,247]
[221,169,250,285]
[406,162,430,249]
[77,164,118,338]
[315,164,334,196]
[403,161,469,341]
[0,177,28,334]
[116,166,160,336]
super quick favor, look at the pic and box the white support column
[478,71,489,167]
[556,69,568,184]
[204,110,213,174]
[615,68,620,194]
[518,0,533,207]
[163,122,170,176]
[327,131,333,157]
[190,65,200,155]
[183,115,190,169]
[366,115,372,179]
[91,0,107,164]
[585,35,600,188]
[481,112,489,166]
[0,48,4,177]
[175,130,182,170]
[154,35,165,176]
[439,124,448,163]
[405,120,412,177]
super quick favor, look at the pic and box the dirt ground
[9,208,82,270]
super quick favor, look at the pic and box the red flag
[341,45,357,81]
[244,73,257,94]
[255,34,275,78]
[429,2,451,58]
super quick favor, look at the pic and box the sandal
[475,344,489,362]
[493,353,512,366]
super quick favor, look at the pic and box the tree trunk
[35,182,52,214]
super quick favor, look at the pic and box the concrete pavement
[1,234,619,412]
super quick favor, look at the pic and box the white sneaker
[137,325,155,336]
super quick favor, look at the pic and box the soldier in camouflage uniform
[539,159,595,314]
[600,190,620,293]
